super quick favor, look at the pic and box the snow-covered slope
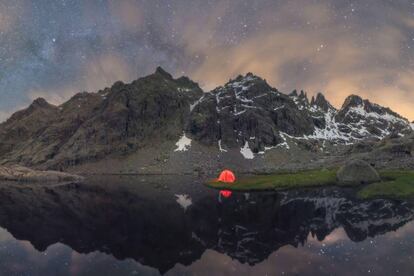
[188,73,315,159]
[287,93,412,144]
[188,73,413,160]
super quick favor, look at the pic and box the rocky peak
[30,98,53,109]
[2,97,53,123]
[289,90,310,110]
[341,95,363,110]
[298,90,309,104]
[111,81,125,91]
[362,100,405,120]
[225,73,262,87]
[333,94,411,141]
[14,97,57,119]
[176,76,198,87]
[105,67,203,104]
[217,73,276,101]
[311,93,334,112]
[175,76,203,98]
[190,74,315,154]
[154,66,173,79]
[339,95,406,122]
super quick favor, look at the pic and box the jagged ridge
[0,68,412,169]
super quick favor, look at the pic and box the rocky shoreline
[0,165,84,183]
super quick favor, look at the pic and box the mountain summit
[0,68,412,173]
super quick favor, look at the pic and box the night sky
[1,0,414,121]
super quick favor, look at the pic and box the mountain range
[1,67,413,174]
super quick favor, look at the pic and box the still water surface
[0,175,413,275]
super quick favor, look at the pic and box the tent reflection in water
[220,190,232,198]
[217,169,235,199]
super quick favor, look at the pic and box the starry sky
[0,0,414,122]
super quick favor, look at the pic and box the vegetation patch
[207,169,414,200]
[207,169,337,191]
[358,170,414,199]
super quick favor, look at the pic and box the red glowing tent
[218,169,236,183]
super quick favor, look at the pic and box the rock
[188,73,314,153]
[336,160,380,186]
[311,93,333,112]
[0,165,84,182]
[335,95,410,139]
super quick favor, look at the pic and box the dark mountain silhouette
[0,68,412,173]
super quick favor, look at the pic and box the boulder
[0,165,84,183]
[336,160,380,186]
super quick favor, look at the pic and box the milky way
[0,0,413,121]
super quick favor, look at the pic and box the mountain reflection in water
[0,175,413,276]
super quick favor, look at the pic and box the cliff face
[0,67,203,169]
[188,74,315,153]
[0,68,412,172]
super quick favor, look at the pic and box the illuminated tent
[218,169,236,183]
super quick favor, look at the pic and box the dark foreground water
[0,175,413,276]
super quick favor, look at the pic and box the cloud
[174,1,414,120]
[0,7,14,33]
[1,0,413,121]
[81,53,135,92]
[28,53,135,105]
[108,0,145,32]
[0,1,25,33]
[0,11,11,32]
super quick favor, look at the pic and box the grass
[207,168,337,191]
[358,170,414,200]
[207,169,414,200]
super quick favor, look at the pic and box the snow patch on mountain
[291,96,304,110]
[177,87,192,93]
[240,141,255,159]
[288,94,412,144]
[190,95,205,111]
[278,132,291,149]
[174,133,192,152]
[196,72,412,154]
[234,109,247,116]
[218,140,228,152]
[347,105,407,125]
[305,108,353,143]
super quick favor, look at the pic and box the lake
[0,175,413,275]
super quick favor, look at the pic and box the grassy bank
[207,169,337,191]
[358,170,414,199]
[207,169,414,200]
